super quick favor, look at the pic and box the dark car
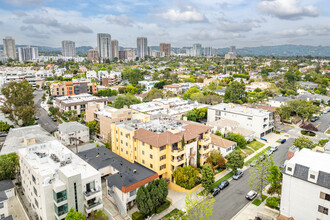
[311,116,320,122]
[48,113,52,117]
[281,139,286,144]
[210,187,220,196]
[52,118,57,122]
[218,180,229,190]
[245,190,258,200]
[232,171,243,180]
[259,154,266,161]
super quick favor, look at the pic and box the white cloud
[106,14,134,27]
[276,28,309,37]
[155,6,208,23]
[215,18,264,32]
[258,0,319,20]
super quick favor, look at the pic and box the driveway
[34,90,58,133]
[210,138,294,220]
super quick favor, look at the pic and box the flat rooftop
[56,94,105,104]
[18,140,99,181]
[96,106,130,118]
[130,102,163,112]
[58,121,88,133]
[209,103,270,117]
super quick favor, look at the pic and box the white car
[270,146,278,152]
[246,190,258,200]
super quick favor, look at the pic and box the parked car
[0,133,8,137]
[245,190,258,200]
[259,154,266,161]
[266,149,273,156]
[232,171,243,180]
[218,180,229,190]
[311,116,320,122]
[210,187,220,196]
[250,160,258,167]
[281,139,286,144]
[52,118,57,122]
[48,113,52,117]
[35,116,39,120]
[270,146,278,152]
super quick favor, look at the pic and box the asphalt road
[210,138,294,220]
[311,112,330,133]
[34,90,58,133]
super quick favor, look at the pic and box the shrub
[301,130,316,136]
[156,200,171,214]
[132,211,144,220]
[266,197,281,209]
[252,198,261,206]
[275,130,280,134]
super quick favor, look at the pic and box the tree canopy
[1,80,35,125]
[225,132,247,148]
[173,166,200,189]
[201,164,214,190]
[224,81,247,104]
[293,136,315,150]
[112,94,141,109]
[225,150,244,173]
[65,208,84,220]
[0,153,19,181]
[185,193,215,220]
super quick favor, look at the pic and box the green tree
[97,89,118,97]
[154,81,165,89]
[224,81,247,104]
[126,85,140,94]
[183,87,200,100]
[0,121,11,132]
[86,120,100,135]
[122,68,145,85]
[201,164,214,190]
[112,94,141,109]
[267,165,282,195]
[206,150,221,166]
[185,108,207,122]
[146,88,164,101]
[226,150,244,173]
[65,208,84,220]
[0,153,19,181]
[293,136,314,150]
[185,193,215,220]
[1,80,35,125]
[90,210,108,220]
[225,132,247,148]
[136,186,154,216]
[249,156,273,200]
[158,178,168,203]
[173,166,200,189]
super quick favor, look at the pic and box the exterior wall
[0,199,9,219]
[281,173,330,220]
[212,144,236,157]
[57,128,89,146]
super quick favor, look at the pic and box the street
[311,113,330,133]
[210,138,294,220]
[33,90,58,133]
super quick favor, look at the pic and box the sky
[0,0,330,48]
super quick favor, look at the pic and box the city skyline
[0,0,330,48]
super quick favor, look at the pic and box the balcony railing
[83,187,101,198]
[85,201,102,210]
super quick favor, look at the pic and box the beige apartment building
[85,102,133,142]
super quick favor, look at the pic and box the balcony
[199,147,211,155]
[199,138,211,147]
[171,156,185,166]
[200,155,208,165]
[85,201,103,214]
[171,148,184,157]
[83,187,102,199]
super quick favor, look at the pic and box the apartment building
[54,94,107,116]
[50,81,96,97]
[208,103,274,138]
[280,149,330,220]
[130,97,209,120]
[138,80,159,92]
[86,49,99,62]
[55,122,89,146]
[210,134,237,157]
[0,180,15,220]
[101,71,122,86]
[163,84,182,95]
[18,139,103,220]
[111,114,212,181]
[78,147,158,214]
[85,102,133,142]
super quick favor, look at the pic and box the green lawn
[241,148,254,155]
[209,171,234,189]
[244,147,271,166]
[276,139,282,143]
[326,129,330,134]
[252,195,268,206]
[248,141,265,151]
[161,208,185,220]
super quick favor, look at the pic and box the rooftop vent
[133,169,137,173]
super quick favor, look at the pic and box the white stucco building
[208,103,274,138]
[280,149,330,220]
[55,122,90,146]
[18,139,103,219]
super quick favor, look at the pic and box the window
[142,142,145,146]
[33,187,38,196]
[53,190,67,203]
[320,192,330,201]
[126,142,128,146]
[126,151,128,155]
[287,167,292,172]
[120,132,123,136]
[318,205,328,215]
[121,140,123,144]
[74,183,78,210]
[160,165,166,170]
[32,175,36,184]
[150,164,153,168]
[135,147,136,151]
[0,214,4,219]
[150,154,153,159]
[142,160,145,164]
[310,174,315,179]
[150,146,153,150]
[160,155,166,161]
[0,202,3,209]
[35,198,39,208]
[129,189,136,197]
[142,151,145,155]
[160,146,166,151]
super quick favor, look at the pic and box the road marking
[315,124,320,128]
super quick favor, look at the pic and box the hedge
[266,197,280,210]
[301,130,316,136]
[132,211,144,220]
[156,200,171,214]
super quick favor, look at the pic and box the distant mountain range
[0,44,329,57]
